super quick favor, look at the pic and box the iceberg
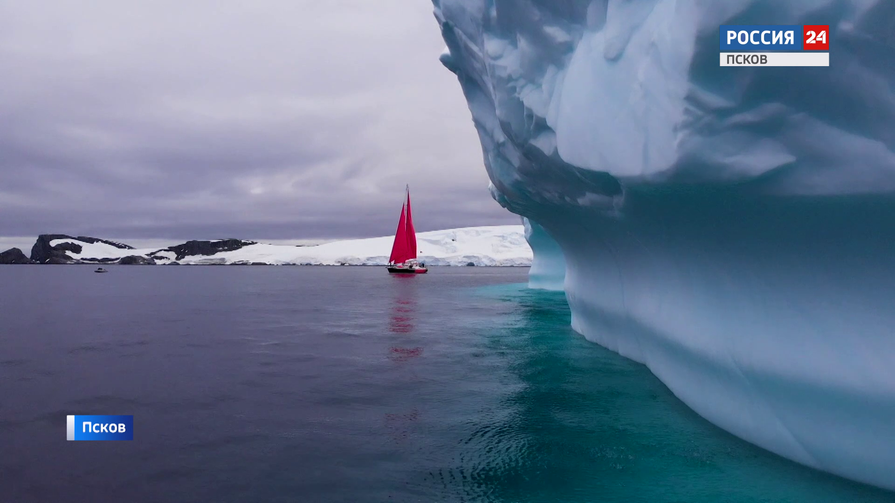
[433,0,895,491]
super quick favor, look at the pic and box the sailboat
[387,185,428,274]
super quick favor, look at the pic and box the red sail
[388,187,418,265]
[389,202,412,264]
[405,189,417,259]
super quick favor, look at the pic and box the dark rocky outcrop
[24,235,261,265]
[0,248,31,264]
[150,239,256,261]
[118,255,156,265]
[466,262,476,266]
[30,234,133,264]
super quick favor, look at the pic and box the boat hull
[387,266,428,274]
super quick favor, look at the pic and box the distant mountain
[149,239,257,261]
[30,234,133,264]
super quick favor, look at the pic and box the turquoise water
[0,266,891,502]
[458,283,893,502]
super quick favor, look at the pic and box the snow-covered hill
[21,225,531,266]
[180,225,529,266]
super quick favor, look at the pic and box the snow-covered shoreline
[5,225,532,266]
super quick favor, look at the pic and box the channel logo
[66,415,133,441]
[720,25,830,67]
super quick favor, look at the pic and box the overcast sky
[0,0,515,247]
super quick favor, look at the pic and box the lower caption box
[720,52,829,66]
[67,415,134,441]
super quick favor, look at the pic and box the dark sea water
[0,265,892,503]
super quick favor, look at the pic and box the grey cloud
[0,0,515,242]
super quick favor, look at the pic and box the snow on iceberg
[434,0,895,491]
[42,226,532,267]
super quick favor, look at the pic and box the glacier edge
[522,217,566,291]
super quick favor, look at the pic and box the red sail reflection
[384,276,422,443]
[388,347,423,361]
[388,275,422,361]
[389,299,414,334]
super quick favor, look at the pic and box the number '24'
[806,30,827,44]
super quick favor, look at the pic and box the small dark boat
[94,267,108,273]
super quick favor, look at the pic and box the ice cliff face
[434,0,895,491]
[522,217,565,290]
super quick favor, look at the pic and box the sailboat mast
[405,185,417,260]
